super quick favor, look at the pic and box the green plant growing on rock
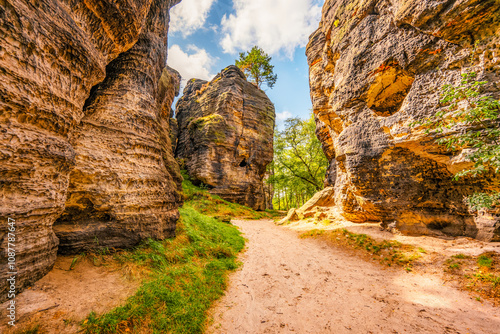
[417,70,500,210]
[235,46,277,89]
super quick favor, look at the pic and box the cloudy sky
[167,0,324,127]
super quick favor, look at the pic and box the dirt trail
[207,219,500,334]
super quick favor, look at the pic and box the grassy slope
[181,170,281,221]
[82,173,276,333]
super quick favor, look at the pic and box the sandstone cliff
[0,0,181,300]
[306,0,500,240]
[175,66,275,210]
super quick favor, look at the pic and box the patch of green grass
[181,170,281,220]
[300,228,422,268]
[473,271,500,288]
[447,260,461,270]
[446,252,500,304]
[452,253,471,259]
[299,229,325,238]
[82,206,245,333]
[478,254,493,268]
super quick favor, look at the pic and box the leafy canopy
[235,46,277,89]
[269,114,329,210]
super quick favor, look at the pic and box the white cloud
[275,110,293,130]
[220,0,323,58]
[170,0,216,37]
[276,111,292,121]
[167,44,216,88]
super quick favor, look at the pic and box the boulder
[175,66,275,210]
[278,187,336,224]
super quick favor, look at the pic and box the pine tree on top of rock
[235,46,277,89]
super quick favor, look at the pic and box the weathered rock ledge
[175,66,275,210]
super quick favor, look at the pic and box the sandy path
[207,219,500,334]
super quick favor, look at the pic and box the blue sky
[167,0,324,127]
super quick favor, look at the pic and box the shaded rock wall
[0,0,181,299]
[176,66,275,210]
[54,25,183,254]
[307,0,500,239]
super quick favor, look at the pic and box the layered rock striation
[307,0,500,239]
[175,66,275,210]
[0,0,181,300]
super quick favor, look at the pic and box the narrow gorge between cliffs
[1,0,500,333]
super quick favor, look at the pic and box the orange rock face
[0,0,181,300]
[307,0,500,239]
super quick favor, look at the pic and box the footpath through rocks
[207,219,500,334]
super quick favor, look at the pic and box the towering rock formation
[0,0,181,300]
[176,66,275,210]
[306,0,500,239]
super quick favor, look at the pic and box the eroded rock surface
[176,66,275,210]
[54,37,183,254]
[307,0,500,239]
[0,0,181,300]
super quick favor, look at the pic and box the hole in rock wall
[366,62,414,116]
[239,159,248,167]
[427,220,451,231]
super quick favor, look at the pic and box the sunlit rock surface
[175,66,275,210]
[306,0,500,239]
[0,0,181,300]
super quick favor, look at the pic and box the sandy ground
[0,256,139,333]
[285,218,500,258]
[207,219,500,334]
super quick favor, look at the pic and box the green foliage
[269,113,329,210]
[415,70,500,210]
[468,191,500,211]
[235,46,277,89]
[188,114,224,130]
[478,254,493,268]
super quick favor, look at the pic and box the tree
[268,114,329,210]
[235,46,277,89]
[417,71,500,210]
